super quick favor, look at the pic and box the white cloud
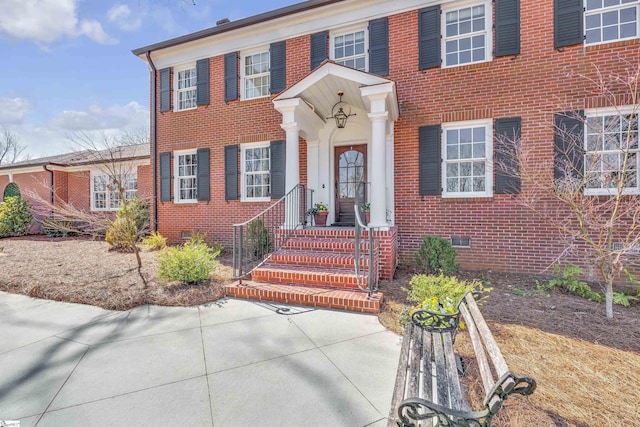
[49,102,149,133]
[107,4,142,32]
[0,0,116,45]
[0,97,30,125]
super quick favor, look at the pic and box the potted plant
[363,203,370,224]
[308,202,329,226]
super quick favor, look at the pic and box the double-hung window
[443,1,491,67]
[331,28,367,71]
[242,50,270,100]
[585,0,639,45]
[442,120,493,197]
[175,150,198,203]
[175,65,197,111]
[585,108,639,195]
[92,173,138,211]
[241,142,271,201]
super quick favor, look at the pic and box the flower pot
[365,212,370,224]
[314,211,328,226]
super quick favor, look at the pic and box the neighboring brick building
[132,0,639,299]
[0,144,151,231]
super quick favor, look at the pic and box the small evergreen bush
[0,196,33,238]
[3,183,21,199]
[142,231,167,251]
[105,198,149,251]
[414,235,459,275]
[158,236,221,285]
[247,219,271,257]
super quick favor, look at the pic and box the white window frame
[330,25,369,72]
[584,0,639,46]
[441,119,494,198]
[174,149,198,204]
[90,171,138,212]
[441,0,493,68]
[174,63,197,112]
[584,106,639,196]
[241,142,271,202]
[240,47,270,101]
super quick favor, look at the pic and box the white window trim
[330,24,369,72]
[441,119,494,198]
[241,141,271,202]
[240,47,271,101]
[174,149,198,204]
[90,170,138,212]
[584,105,640,196]
[584,0,640,46]
[441,0,493,68]
[173,62,197,112]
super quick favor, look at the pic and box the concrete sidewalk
[0,292,401,426]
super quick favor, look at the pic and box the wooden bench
[389,292,536,427]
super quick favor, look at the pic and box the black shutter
[310,31,328,70]
[419,125,442,196]
[196,148,210,201]
[196,58,210,106]
[270,41,286,94]
[369,17,389,76]
[554,111,585,182]
[159,152,171,202]
[495,117,522,194]
[224,52,238,102]
[418,6,441,70]
[495,0,520,56]
[159,68,171,112]
[270,140,286,199]
[224,145,239,200]
[554,0,583,49]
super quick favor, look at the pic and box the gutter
[146,51,159,232]
[43,164,55,216]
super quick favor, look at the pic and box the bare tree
[30,131,150,286]
[501,60,639,319]
[0,127,27,165]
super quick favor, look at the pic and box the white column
[282,122,300,229]
[368,111,388,227]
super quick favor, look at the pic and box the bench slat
[388,323,412,427]
[459,301,495,395]
[421,329,433,402]
[432,332,450,408]
[442,331,470,412]
[407,323,421,399]
[464,293,509,378]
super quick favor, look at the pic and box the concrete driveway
[0,292,401,427]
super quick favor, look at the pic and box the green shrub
[0,196,33,238]
[123,197,149,233]
[414,235,459,275]
[247,219,271,257]
[142,231,167,251]
[158,237,221,285]
[612,291,638,307]
[538,262,602,302]
[105,198,149,251]
[3,183,21,199]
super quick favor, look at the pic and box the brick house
[0,144,151,231]
[132,0,639,310]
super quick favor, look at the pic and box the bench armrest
[411,308,461,332]
[397,397,490,427]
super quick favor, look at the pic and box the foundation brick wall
[152,1,639,278]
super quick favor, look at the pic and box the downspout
[146,51,159,232]
[43,164,54,217]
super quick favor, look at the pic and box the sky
[0,0,300,159]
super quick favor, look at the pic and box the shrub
[414,235,459,275]
[105,198,149,251]
[3,183,21,199]
[0,196,33,238]
[142,231,167,251]
[247,219,271,257]
[158,237,221,285]
[538,262,602,302]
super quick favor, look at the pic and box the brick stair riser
[282,239,376,253]
[251,269,369,289]
[277,229,371,240]
[268,253,370,270]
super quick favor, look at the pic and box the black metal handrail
[232,184,307,280]
[354,181,379,297]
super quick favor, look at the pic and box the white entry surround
[273,62,399,228]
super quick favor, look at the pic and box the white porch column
[368,111,389,227]
[282,122,300,194]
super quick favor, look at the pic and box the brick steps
[224,281,383,314]
[268,249,370,269]
[282,236,374,252]
[252,264,367,289]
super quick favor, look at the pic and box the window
[175,65,197,111]
[443,1,491,67]
[242,50,270,100]
[585,0,639,45]
[241,142,271,201]
[175,150,198,203]
[442,120,493,197]
[332,28,368,71]
[585,108,639,195]
[91,173,137,211]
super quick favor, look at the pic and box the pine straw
[379,267,640,427]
